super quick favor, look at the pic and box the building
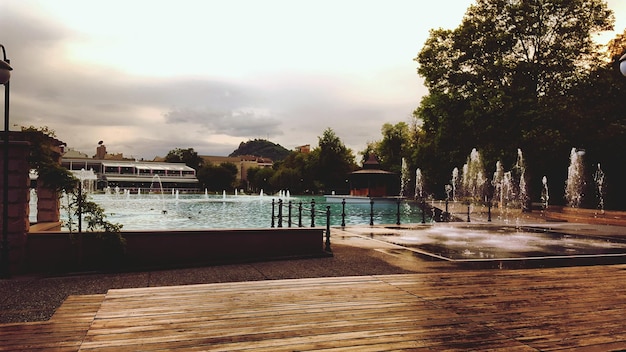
[348,154,399,197]
[294,144,311,153]
[200,155,273,188]
[61,158,199,191]
[61,143,198,191]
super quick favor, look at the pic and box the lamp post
[619,54,626,77]
[1,44,13,278]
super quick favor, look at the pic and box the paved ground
[1,209,625,324]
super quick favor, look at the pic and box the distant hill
[229,139,291,161]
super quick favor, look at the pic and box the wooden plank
[5,266,626,350]
[0,294,103,352]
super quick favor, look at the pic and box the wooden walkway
[4,265,626,351]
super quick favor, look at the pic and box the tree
[413,0,614,202]
[21,126,125,254]
[247,167,275,193]
[21,126,76,193]
[165,148,203,170]
[559,29,626,209]
[310,128,357,193]
[197,162,238,191]
[370,122,412,174]
[271,151,314,193]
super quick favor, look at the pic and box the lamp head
[620,53,626,77]
[0,58,11,85]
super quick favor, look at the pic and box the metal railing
[268,197,499,255]
[270,198,443,229]
[271,199,331,252]
[269,197,455,253]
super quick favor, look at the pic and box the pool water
[48,194,430,230]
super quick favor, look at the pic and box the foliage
[229,139,291,161]
[197,162,238,191]
[309,128,357,193]
[21,126,76,193]
[276,151,316,193]
[412,0,617,204]
[64,189,126,242]
[63,190,126,256]
[362,122,412,174]
[559,29,626,209]
[21,125,125,251]
[165,148,203,170]
[247,167,275,193]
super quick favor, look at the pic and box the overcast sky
[1,0,625,160]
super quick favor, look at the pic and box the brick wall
[0,140,31,274]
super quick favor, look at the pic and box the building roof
[64,158,196,172]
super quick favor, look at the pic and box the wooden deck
[4,265,626,351]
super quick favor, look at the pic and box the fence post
[325,205,332,252]
[467,202,471,222]
[369,198,374,226]
[288,200,292,227]
[278,199,283,228]
[311,199,316,227]
[298,201,303,227]
[396,199,401,225]
[341,199,346,227]
[421,199,426,224]
[271,198,275,228]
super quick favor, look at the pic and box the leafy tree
[197,162,238,191]
[270,168,301,193]
[165,148,203,170]
[272,151,316,194]
[310,128,357,193]
[413,0,614,202]
[559,29,626,209]
[21,126,76,193]
[247,167,275,193]
[370,122,412,174]
[22,126,125,255]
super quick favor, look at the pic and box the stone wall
[26,228,329,273]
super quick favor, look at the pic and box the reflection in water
[352,225,626,260]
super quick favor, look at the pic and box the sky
[1,0,625,161]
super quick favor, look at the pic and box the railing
[433,199,493,223]
[271,198,447,252]
[271,199,331,252]
[270,198,438,229]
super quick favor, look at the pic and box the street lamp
[1,44,13,278]
[620,53,626,77]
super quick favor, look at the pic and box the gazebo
[348,154,399,197]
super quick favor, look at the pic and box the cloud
[163,106,283,137]
[1,0,438,160]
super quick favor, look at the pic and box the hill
[229,139,291,161]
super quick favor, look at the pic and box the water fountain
[541,176,549,210]
[150,174,166,213]
[565,148,585,208]
[351,224,626,268]
[400,158,409,198]
[415,168,423,199]
[492,160,504,207]
[515,148,529,211]
[501,171,513,206]
[594,163,605,213]
[462,148,486,201]
[451,167,459,201]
